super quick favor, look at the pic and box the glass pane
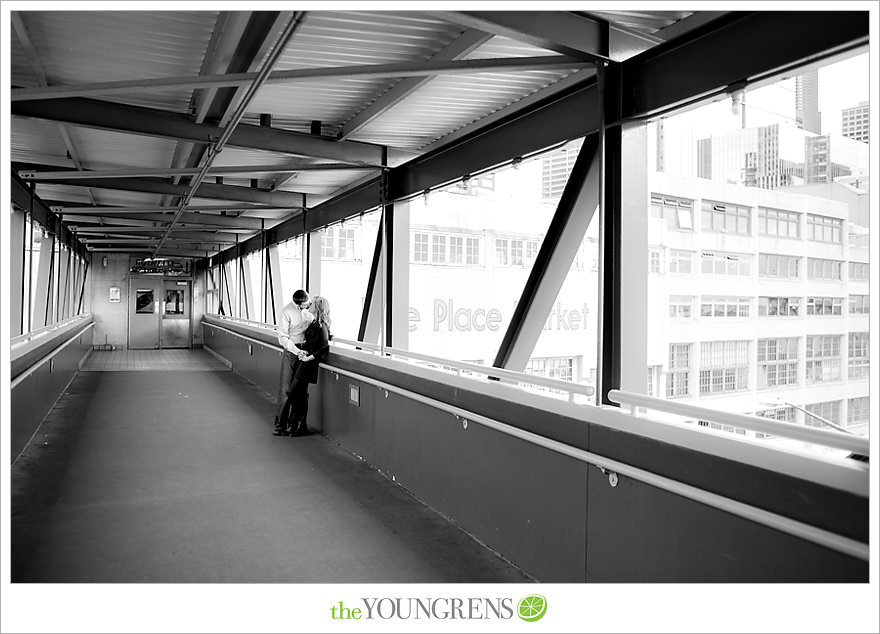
[644,51,869,451]
[405,140,566,371]
[320,210,381,340]
[165,290,184,315]
[136,290,154,314]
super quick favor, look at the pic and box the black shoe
[272,417,285,436]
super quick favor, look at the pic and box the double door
[128,278,192,349]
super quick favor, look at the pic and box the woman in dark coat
[286,296,331,436]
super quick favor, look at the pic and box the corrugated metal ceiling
[9,9,700,257]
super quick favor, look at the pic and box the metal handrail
[10,313,92,350]
[10,320,95,388]
[608,390,869,456]
[327,365,868,562]
[332,336,596,401]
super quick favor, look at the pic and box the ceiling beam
[19,162,376,180]
[11,55,591,102]
[219,11,868,268]
[49,204,297,218]
[63,211,264,229]
[610,10,868,121]
[430,11,609,61]
[12,98,390,165]
[19,168,313,206]
[11,12,98,206]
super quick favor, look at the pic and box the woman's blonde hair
[310,296,331,328]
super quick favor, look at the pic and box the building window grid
[413,232,429,263]
[848,332,869,379]
[806,296,844,316]
[758,296,800,317]
[847,397,869,427]
[651,193,695,231]
[699,340,749,395]
[431,234,447,264]
[701,200,751,235]
[759,253,800,279]
[849,262,869,281]
[806,335,842,384]
[806,214,843,243]
[804,400,841,427]
[414,231,482,266]
[669,249,693,274]
[666,343,691,398]
[701,296,750,318]
[649,249,661,273]
[701,251,751,277]
[756,407,796,438]
[849,294,869,314]
[669,295,694,319]
[758,207,801,238]
[807,257,843,281]
[757,337,799,387]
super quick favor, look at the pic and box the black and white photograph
[2,3,878,633]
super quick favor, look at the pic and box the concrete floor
[11,356,532,583]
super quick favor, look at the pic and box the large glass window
[758,207,800,238]
[699,340,749,394]
[320,210,381,340]
[848,332,869,379]
[701,251,751,276]
[804,400,841,428]
[806,214,843,243]
[806,335,842,383]
[757,337,799,388]
[406,142,565,369]
[805,296,843,316]
[666,343,692,398]
[759,253,799,279]
[849,294,869,314]
[277,235,304,313]
[651,193,694,231]
[642,51,868,443]
[700,296,750,318]
[701,200,750,234]
[758,296,799,317]
[807,257,843,281]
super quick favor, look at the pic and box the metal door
[129,279,162,349]
[161,280,191,348]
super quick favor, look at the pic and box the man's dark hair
[292,289,309,305]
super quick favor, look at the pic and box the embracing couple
[273,289,332,437]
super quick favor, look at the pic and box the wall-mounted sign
[130,257,191,277]
[109,286,121,303]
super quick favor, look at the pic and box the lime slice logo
[517,594,547,622]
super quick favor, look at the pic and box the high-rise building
[841,101,869,143]
[795,70,821,134]
[695,124,868,190]
[647,171,870,441]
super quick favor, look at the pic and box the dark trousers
[275,350,300,423]
[288,378,310,427]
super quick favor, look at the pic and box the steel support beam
[22,171,309,207]
[10,171,88,260]
[493,134,600,371]
[11,55,590,101]
[211,11,868,264]
[12,98,388,165]
[609,11,868,121]
[431,11,609,61]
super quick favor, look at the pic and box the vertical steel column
[380,147,391,351]
[357,221,383,344]
[10,207,26,336]
[598,62,623,405]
